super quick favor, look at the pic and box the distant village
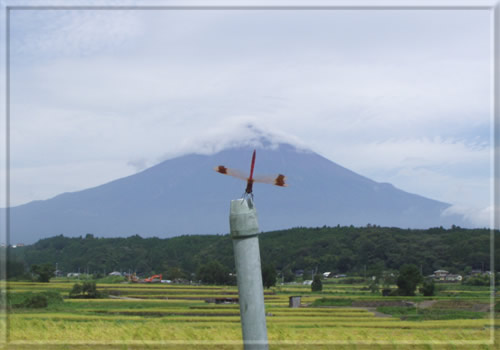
[7,243,492,285]
[299,269,491,285]
[45,263,494,285]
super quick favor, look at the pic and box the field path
[109,295,144,300]
[314,306,393,318]
[417,300,438,308]
[365,307,392,318]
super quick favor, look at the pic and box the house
[302,280,313,286]
[108,271,122,276]
[444,274,462,282]
[470,270,491,276]
[322,272,332,278]
[434,270,449,278]
[67,273,80,278]
[429,270,462,282]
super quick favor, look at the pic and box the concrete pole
[230,198,268,350]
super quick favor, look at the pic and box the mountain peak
[159,122,311,163]
[8,125,471,243]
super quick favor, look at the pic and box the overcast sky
[6,4,494,227]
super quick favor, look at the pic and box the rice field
[3,281,498,349]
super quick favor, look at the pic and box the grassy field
[2,280,498,349]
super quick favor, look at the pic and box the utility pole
[230,198,268,350]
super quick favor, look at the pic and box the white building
[429,270,462,282]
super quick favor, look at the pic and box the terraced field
[3,281,498,349]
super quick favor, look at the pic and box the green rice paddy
[2,280,498,349]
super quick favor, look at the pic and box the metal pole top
[230,198,260,238]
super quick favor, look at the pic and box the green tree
[7,259,27,280]
[166,267,186,281]
[420,279,435,296]
[462,274,491,286]
[311,274,323,292]
[368,278,379,294]
[396,264,423,296]
[69,281,101,298]
[197,260,231,285]
[261,264,277,289]
[69,283,83,298]
[30,263,55,283]
[82,281,98,298]
[283,269,295,283]
[22,294,48,308]
[337,255,352,273]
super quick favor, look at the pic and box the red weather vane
[214,149,287,198]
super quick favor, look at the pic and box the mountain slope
[9,142,467,243]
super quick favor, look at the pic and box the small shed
[215,297,239,304]
[289,296,301,308]
[205,297,239,304]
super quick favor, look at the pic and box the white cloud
[330,137,490,171]
[127,158,149,172]
[442,205,497,229]
[322,137,491,207]
[156,118,311,161]
[11,7,143,59]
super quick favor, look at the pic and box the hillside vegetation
[6,226,498,279]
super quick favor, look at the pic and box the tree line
[4,225,498,281]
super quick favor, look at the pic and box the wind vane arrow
[214,149,287,198]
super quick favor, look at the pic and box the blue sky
[5,4,494,227]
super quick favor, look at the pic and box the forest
[5,225,498,280]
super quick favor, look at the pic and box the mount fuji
[9,137,468,244]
